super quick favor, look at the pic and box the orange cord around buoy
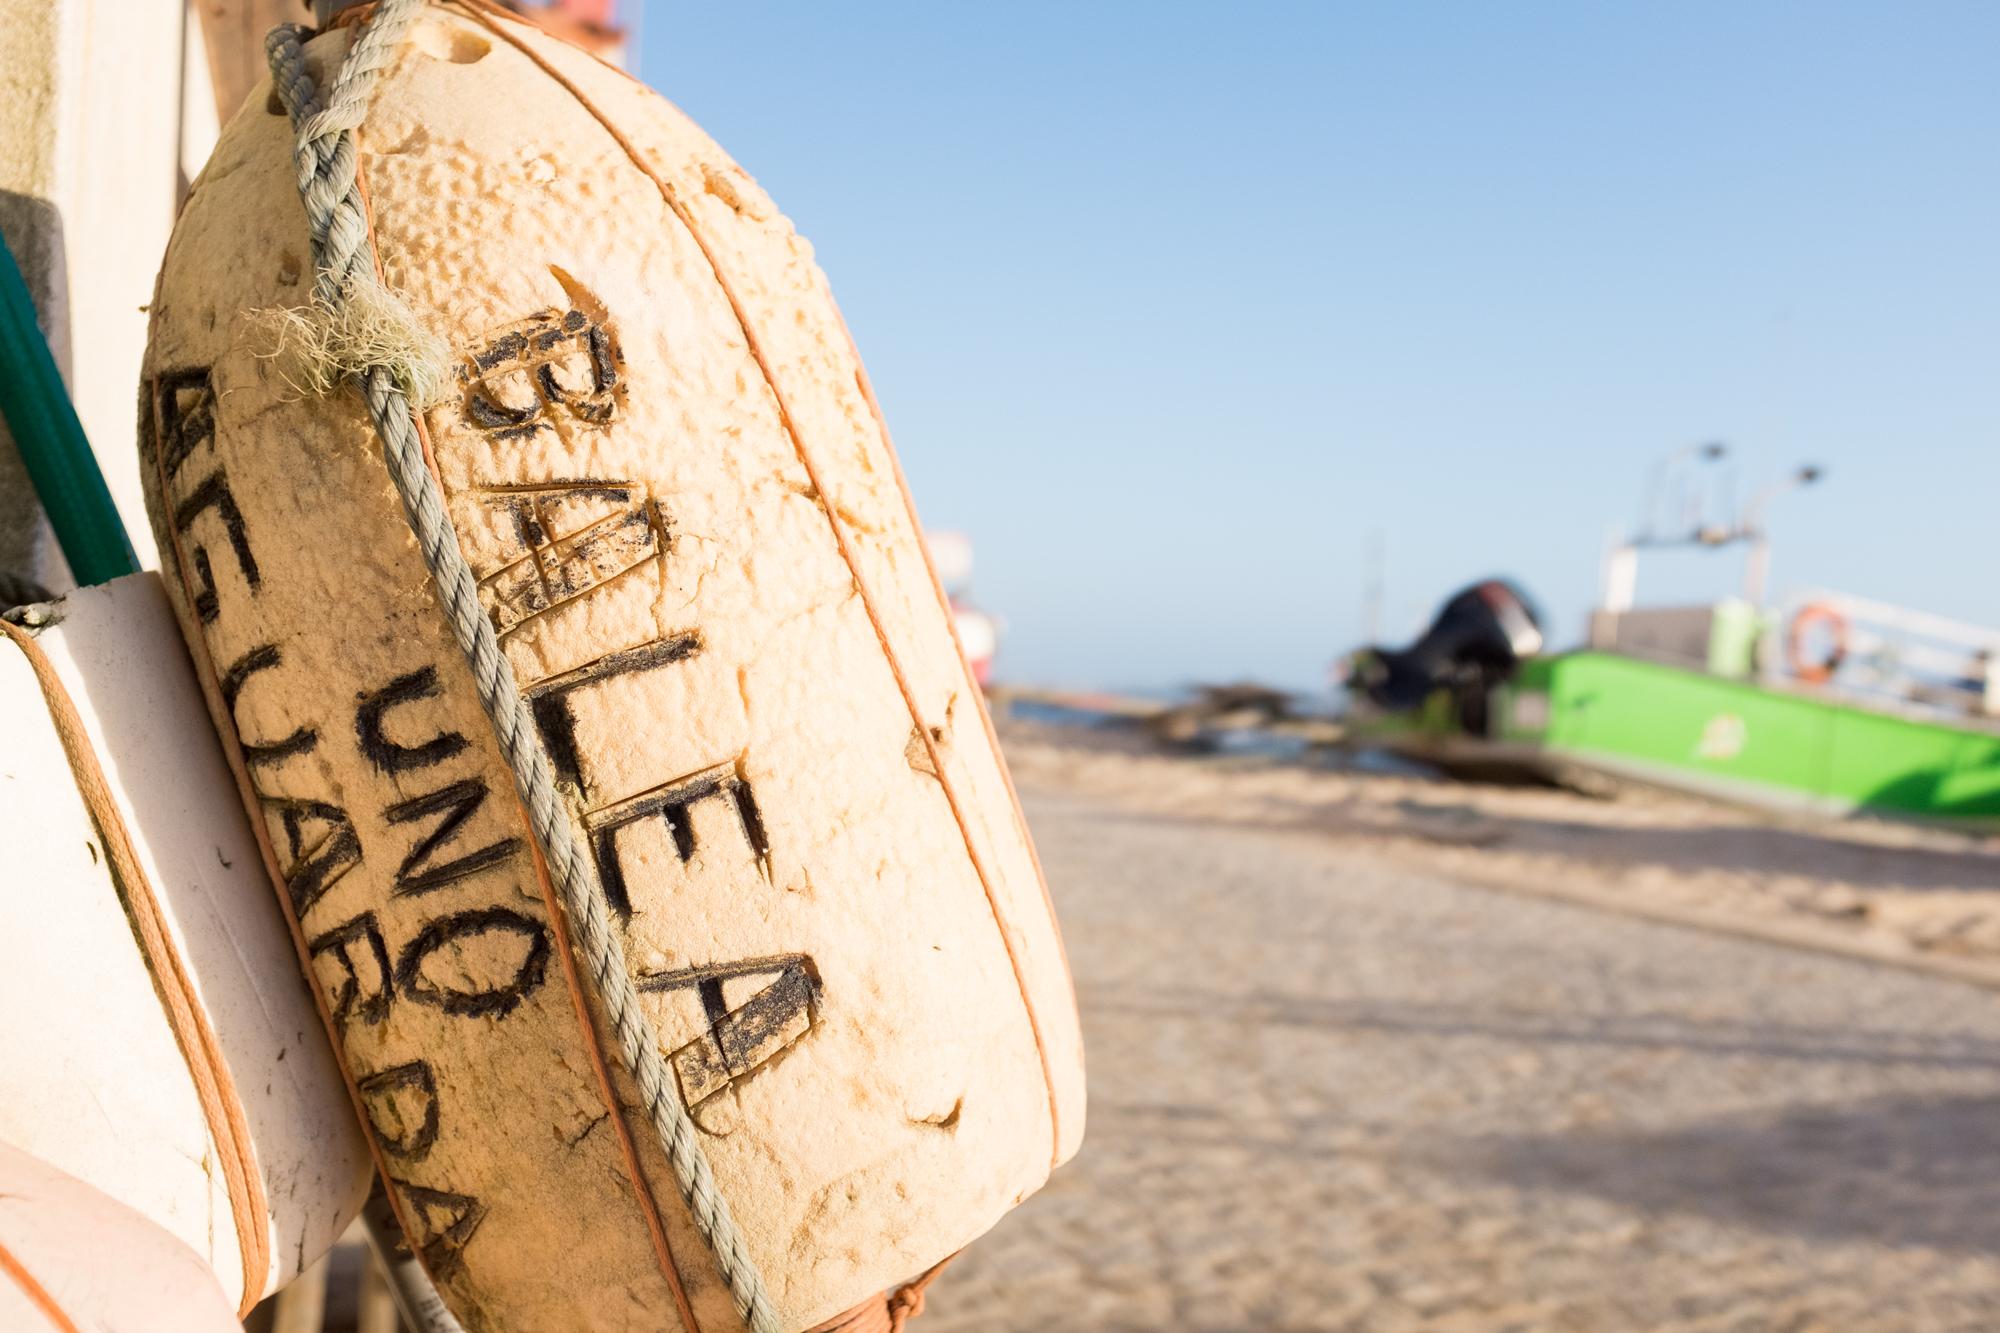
[807,1256,956,1333]
[0,620,272,1315]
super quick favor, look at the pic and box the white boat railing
[1768,588,2000,720]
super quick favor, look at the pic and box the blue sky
[642,4,2000,694]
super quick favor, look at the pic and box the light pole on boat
[1603,441,1730,616]
[1637,439,1728,545]
[1740,464,1824,608]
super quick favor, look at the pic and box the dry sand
[293,718,2000,1330]
[995,719,2000,971]
[915,719,2000,1331]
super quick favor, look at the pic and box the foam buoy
[0,575,372,1315]
[142,7,1083,1331]
[0,1141,240,1333]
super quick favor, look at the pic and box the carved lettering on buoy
[458,308,621,440]
[152,366,215,482]
[584,763,771,919]
[173,472,258,623]
[393,907,551,1020]
[639,955,821,1107]
[523,633,702,794]
[355,667,470,775]
[357,1061,441,1162]
[308,912,394,1028]
[384,779,520,897]
[220,644,318,768]
[391,1179,486,1278]
[263,795,362,918]
[470,483,665,636]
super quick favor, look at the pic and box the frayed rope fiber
[262,5,784,1330]
[251,277,452,410]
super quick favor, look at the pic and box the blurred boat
[954,604,999,685]
[927,529,1000,685]
[1342,577,2000,832]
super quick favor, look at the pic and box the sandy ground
[994,721,2000,969]
[917,722,2000,1332]
[285,720,2000,1331]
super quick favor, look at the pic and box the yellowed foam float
[142,7,1083,1331]
[0,575,372,1316]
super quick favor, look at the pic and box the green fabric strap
[0,229,138,586]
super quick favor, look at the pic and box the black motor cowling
[1349,579,1544,719]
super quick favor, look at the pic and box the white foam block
[0,1140,239,1333]
[0,573,370,1308]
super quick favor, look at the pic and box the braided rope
[264,8,782,1331]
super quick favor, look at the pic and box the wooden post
[189,0,308,122]
[357,1252,404,1333]
[270,1251,330,1333]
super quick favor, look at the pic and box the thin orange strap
[520,822,703,1332]
[0,1239,81,1333]
[350,125,704,1333]
[1,619,273,1314]
[839,330,1078,1038]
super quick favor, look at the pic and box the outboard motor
[1348,579,1544,729]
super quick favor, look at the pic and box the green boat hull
[1368,652,2000,831]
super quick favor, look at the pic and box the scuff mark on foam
[565,1112,609,1149]
[700,162,773,221]
[912,1097,963,1132]
[904,726,938,777]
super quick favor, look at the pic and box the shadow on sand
[1458,810,2000,895]
[1088,985,2000,1075]
[1448,1089,2000,1254]
[1079,792,2000,895]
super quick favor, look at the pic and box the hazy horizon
[646,4,1999,694]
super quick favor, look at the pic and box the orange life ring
[1788,603,1848,683]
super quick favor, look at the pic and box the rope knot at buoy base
[807,1258,954,1333]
